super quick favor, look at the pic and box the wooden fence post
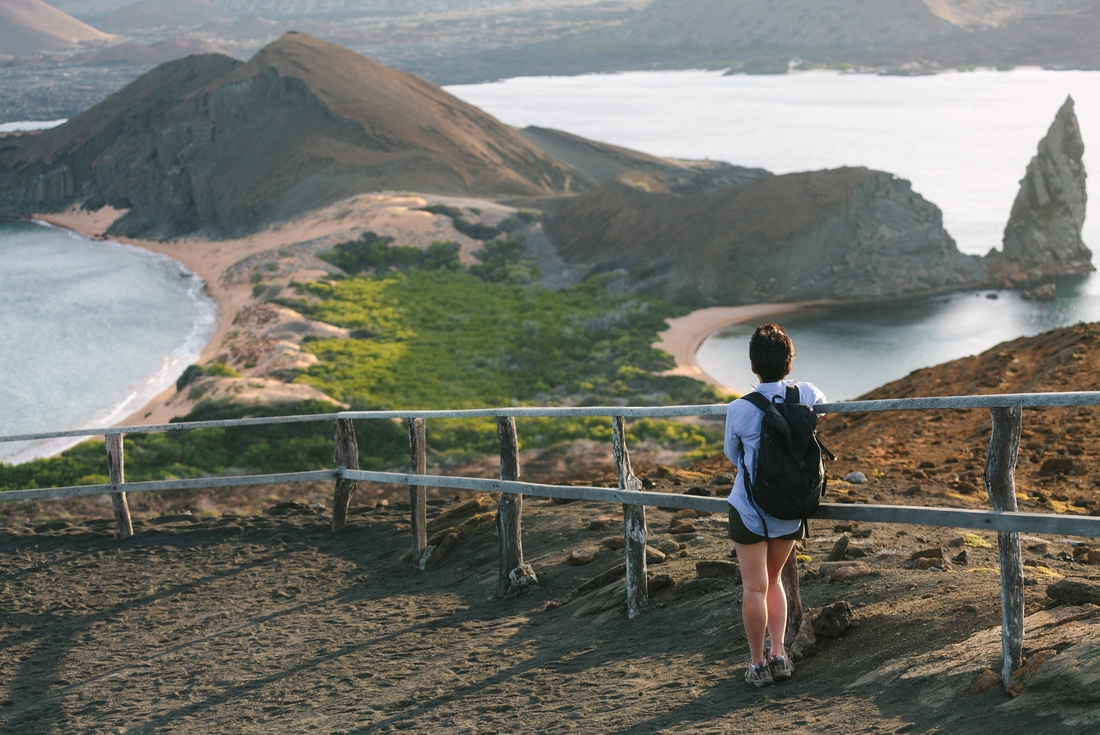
[105,433,133,539]
[781,550,802,648]
[613,417,647,619]
[408,418,428,566]
[496,417,534,597]
[984,405,1024,685]
[331,418,359,532]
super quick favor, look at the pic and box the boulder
[1046,579,1100,605]
[818,561,873,581]
[812,601,854,639]
[844,471,868,484]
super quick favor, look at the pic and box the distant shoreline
[652,303,812,395]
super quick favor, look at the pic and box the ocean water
[447,67,1100,257]
[0,221,216,463]
[447,68,1100,398]
[696,275,1100,400]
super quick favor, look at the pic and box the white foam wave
[0,119,67,133]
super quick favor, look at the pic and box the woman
[724,324,826,687]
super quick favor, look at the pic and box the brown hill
[516,125,771,193]
[0,32,584,237]
[0,0,112,57]
[84,37,229,65]
[813,321,1100,519]
[545,168,986,304]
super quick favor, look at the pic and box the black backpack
[740,385,835,534]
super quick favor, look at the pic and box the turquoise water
[695,276,1100,400]
[0,221,216,463]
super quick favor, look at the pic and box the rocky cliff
[0,33,585,238]
[987,96,1092,286]
[545,167,987,305]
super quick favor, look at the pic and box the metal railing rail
[3,390,1099,687]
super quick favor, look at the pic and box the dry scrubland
[4,324,1100,733]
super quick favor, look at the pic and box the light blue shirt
[724,379,827,538]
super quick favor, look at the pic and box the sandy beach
[652,303,811,395]
[34,195,511,428]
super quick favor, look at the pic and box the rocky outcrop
[0,33,585,238]
[987,96,1092,286]
[545,167,986,305]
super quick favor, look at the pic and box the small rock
[423,532,459,570]
[1088,551,1100,565]
[678,577,722,595]
[544,600,559,610]
[903,484,922,496]
[588,519,614,531]
[1026,541,1050,554]
[645,546,667,565]
[1039,457,1085,477]
[969,669,1002,694]
[833,521,859,533]
[844,471,868,484]
[647,573,673,596]
[828,535,851,562]
[653,539,681,555]
[569,547,600,566]
[668,521,696,534]
[812,601,854,638]
[918,460,935,469]
[955,481,979,495]
[952,549,970,565]
[846,547,869,559]
[33,521,72,533]
[1071,545,1091,558]
[695,560,740,579]
[910,547,944,561]
[684,486,713,497]
[852,529,873,539]
[1046,578,1100,605]
[673,509,698,519]
[1006,649,1058,697]
[818,562,873,582]
[599,536,625,550]
[640,477,657,489]
[948,536,966,547]
[914,558,946,571]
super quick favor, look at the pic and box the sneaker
[769,654,794,682]
[745,662,775,688]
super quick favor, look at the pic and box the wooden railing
[4,391,1100,685]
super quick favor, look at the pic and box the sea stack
[1000,96,1092,281]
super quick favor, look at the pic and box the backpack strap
[737,391,773,541]
[739,392,770,412]
[784,384,801,405]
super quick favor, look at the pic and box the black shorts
[728,505,806,545]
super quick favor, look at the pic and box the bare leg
[764,539,797,658]
[734,541,770,665]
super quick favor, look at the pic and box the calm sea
[448,68,1100,398]
[0,221,216,463]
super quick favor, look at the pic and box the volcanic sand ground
[2,443,1099,734]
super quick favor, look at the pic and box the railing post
[105,433,133,538]
[496,416,533,597]
[408,418,427,566]
[331,418,359,532]
[781,550,802,648]
[613,416,647,619]
[984,405,1024,684]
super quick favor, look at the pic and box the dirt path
[2,490,1094,734]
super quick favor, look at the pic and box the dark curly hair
[749,324,794,382]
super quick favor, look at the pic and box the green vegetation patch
[318,231,461,275]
